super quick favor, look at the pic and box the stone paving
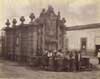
[0,57,100,79]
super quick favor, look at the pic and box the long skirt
[41,56,49,67]
[63,58,70,71]
[48,58,54,71]
[57,58,64,71]
[69,59,75,72]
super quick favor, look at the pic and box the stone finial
[57,11,61,20]
[40,8,45,17]
[12,18,17,25]
[29,13,35,23]
[48,5,54,12]
[20,16,25,24]
[62,18,66,24]
[42,8,45,13]
[5,19,10,27]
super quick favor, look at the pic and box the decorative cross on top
[29,13,35,23]
[20,16,25,24]
[5,19,10,27]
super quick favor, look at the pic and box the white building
[66,23,100,56]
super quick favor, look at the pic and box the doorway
[80,38,87,51]
[95,45,100,56]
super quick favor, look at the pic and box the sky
[0,0,100,29]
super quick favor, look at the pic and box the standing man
[47,50,53,70]
[75,51,81,71]
[56,49,64,71]
[63,51,70,71]
[52,50,57,71]
[42,49,48,69]
[97,49,100,64]
[69,51,75,72]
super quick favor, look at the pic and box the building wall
[66,28,100,55]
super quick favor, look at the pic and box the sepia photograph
[0,0,100,79]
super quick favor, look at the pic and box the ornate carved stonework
[3,6,66,61]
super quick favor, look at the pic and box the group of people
[36,49,82,72]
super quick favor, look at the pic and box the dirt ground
[0,57,100,79]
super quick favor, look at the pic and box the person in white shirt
[47,50,53,58]
[97,49,100,64]
[47,50,53,70]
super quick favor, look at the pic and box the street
[0,57,100,79]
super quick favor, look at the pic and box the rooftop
[66,23,100,31]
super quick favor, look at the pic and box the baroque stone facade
[2,6,66,61]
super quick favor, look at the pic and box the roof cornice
[66,23,100,31]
